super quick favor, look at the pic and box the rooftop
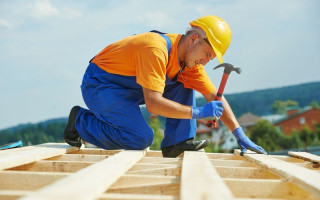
[0,143,319,200]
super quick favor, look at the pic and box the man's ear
[189,33,200,45]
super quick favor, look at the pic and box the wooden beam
[235,198,286,200]
[289,152,320,164]
[128,163,181,171]
[234,150,320,198]
[0,171,69,190]
[271,155,305,163]
[224,178,318,200]
[180,151,234,200]
[20,150,146,200]
[0,190,33,200]
[110,174,179,189]
[146,150,165,157]
[8,160,94,173]
[210,159,256,167]
[100,193,178,200]
[0,143,77,170]
[45,154,108,162]
[294,162,320,170]
[206,153,244,160]
[107,182,180,196]
[215,166,279,179]
[138,157,182,165]
[128,167,181,176]
[68,148,121,155]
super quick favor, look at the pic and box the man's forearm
[220,96,239,131]
[143,87,193,119]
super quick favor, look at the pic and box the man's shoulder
[133,32,180,43]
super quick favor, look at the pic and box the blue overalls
[75,33,197,150]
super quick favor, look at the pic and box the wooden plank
[235,198,286,200]
[0,171,68,190]
[210,159,256,167]
[110,174,179,190]
[8,160,94,173]
[271,155,305,163]
[128,167,181,176]
[45,154,108,162]
[180,151,234,200]
[20,150,146,200]
[0,146,35,156]
[206,153,244,160]
[138,157,182,165]
[68,148,121,155]
[100,193,178,200]
[294,162,320,170]
[215,166,279,179]
[224,178,319,200]
[146,150,165,157]
[0,143,77,170]
[234,149,320,199]
[289,152,320,164]
[0,190,33,200]
[107,182,180,195]
[128,163,181,171]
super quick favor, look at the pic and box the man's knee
[129,128,154,149]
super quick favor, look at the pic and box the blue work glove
[192,101,224,119]
[233,127,267,156]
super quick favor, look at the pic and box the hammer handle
[216,73,229,100]
[207,73,230,128]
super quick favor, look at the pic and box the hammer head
[214,63,242,75]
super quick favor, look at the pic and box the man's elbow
[145,101,157,114]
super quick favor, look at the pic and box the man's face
[184,34,216,68]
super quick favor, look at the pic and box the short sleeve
[134,47,168,93]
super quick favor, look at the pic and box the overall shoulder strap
[150,30,171,57]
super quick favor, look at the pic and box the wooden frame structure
[0,143,319,200]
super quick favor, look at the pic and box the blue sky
[0,0,319,129]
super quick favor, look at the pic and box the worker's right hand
[192,101,224,119]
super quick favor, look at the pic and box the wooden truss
[0,143,319,200]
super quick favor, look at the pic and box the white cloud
[0,18,11,28]
[33,0,60,19]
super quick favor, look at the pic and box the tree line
[196,81,320,117]
[0,122,66,147]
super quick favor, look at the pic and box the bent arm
[203,92,239,131]
[142,87,193,119]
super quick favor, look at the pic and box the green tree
[315,122,320,143]
[250,120,283,152]
[297,127,317,150]
[271,100,299,114]
[250,120,305,152]
[310,101,320,109]
[149,116,163,150]
[280,131,302,150]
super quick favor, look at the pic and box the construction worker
[64,15,267,157]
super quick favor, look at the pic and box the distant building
[238,113,261,132]
[261,114,286,124]
[274,107,320,135]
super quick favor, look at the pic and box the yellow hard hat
[190,15,232,63]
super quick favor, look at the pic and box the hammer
[207,63,242,128]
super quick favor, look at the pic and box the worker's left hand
[232,127,267,156]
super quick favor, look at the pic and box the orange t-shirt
[91,32,216,95]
